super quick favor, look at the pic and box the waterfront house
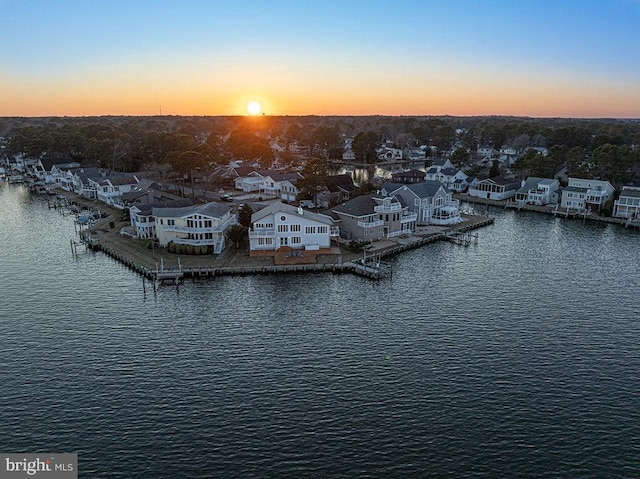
[130,198,192,240]
[315,173,356,207]
[613,186,640,219]
[342,147,356,161]
[377,147,403,161]
[234,169,303,200]
[249,201,338,251]
[560,177,615,212]
[514,177,560,206]
[424,164,468,192]
[468,176,520,201]
[391,169,426,184]
[89,175,140,209]
[381,181,461,225]
[327,195,417,241]
[154,202,236,253]
[406,147,427,161]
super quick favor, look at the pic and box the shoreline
[51,189,495,281]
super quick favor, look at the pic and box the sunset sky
[1,0,639,118]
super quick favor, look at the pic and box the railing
[330,227,340,237]
[387,228,412,238]
[374,203,402,213]
[401,212,418,223]
[172,238,217,246]
[357,219,384,228]
[249,228,276,238]
[162,217,236,234]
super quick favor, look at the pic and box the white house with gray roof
[327,195,417,241]
[613,186,640,219]
[424,159,468,192]
[514,177,560,206]
[154,202,236,253]
[234,169,302,200]
[249,202,338,251]
[560,177,614,212]
[381,181,461,226]
[468,176,520,201]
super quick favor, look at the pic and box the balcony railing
[249,228,276,238]
[330,227,340,237]
[357,219,384,228]
[400,212,418,223]
[162,217,236,234]
[374,203,402,213]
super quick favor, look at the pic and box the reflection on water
[1,184,639,478]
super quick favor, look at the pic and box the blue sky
[1,0,639,117]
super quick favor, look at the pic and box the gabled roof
[392,169,425,179]
[329,195,379,218]
[257,169,302,182]
[479,176,520,186]
[153,201,233,219]
[252,201,334,225]
[620,186,640,198]
[440,167,458,176]
[385,180,450,198]
[102,175,138,186]
[326,173,356,193]
[134,198,193,216]
[122,188,182,204]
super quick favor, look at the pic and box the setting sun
[247,101,262,115]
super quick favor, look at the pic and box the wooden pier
[79,215,494,283]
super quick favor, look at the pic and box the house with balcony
[249,202,338,252]
[234,169,303,200]
[130,198,193,240]
[468,176,520,201]
[476,145,497,160]
[381,181,460,226]
[514,177,560,206]
[377,147,403,161]
[613,186,640,219]
[315,173,357,208]
[326,195,417,242]
[89,175,140,209]
[560,177,615,212]
[154,202,236,253]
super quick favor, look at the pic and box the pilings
[81,216,494,283]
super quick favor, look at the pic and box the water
[1,184,639,478]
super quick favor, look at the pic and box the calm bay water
[1,184,639,478]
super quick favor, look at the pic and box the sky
[1,0,639,118]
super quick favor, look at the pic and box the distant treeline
[1,115,639,186]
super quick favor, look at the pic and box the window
[318,226,328,234]
[277,224,289,233]
[291,224,301,232]
[305,226,316,234]
[291,236,301,244]
[205,220,212,228]
[167,219,175,226]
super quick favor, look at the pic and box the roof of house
[383,180,450,198]
[329,195,380,218]
[440,167,458,176]
[102,175,138,186]
[326,173,356,193]
[620,186,640,198]
[252,201,334,225]
[122,188,183,204]
[135,198,194,216]
[257,169,302,182]
[479,176,520,186]
[153,201,233,219]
